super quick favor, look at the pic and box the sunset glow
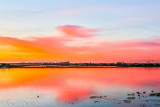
[0,0,160,62]
[0,26,160,62]
[1,1,160,107]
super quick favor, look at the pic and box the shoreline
[1,62,160,68]
[1,66,160,69]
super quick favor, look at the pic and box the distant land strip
[0,62,160,68]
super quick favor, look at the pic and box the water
[0,67,160,107]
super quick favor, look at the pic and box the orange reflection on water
[0,68,160,101]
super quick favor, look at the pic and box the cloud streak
[57,7,114,14]
[0,25,160,62]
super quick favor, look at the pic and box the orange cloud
[0,25,160,62]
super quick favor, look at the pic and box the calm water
[0,67,160,107]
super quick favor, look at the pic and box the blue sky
[0,0,160,40]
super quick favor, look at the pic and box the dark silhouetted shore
[1,62,160,68]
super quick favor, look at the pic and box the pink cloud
[126,18,139,21]
[57,25,97,38]
[148,15,160,20]
[58,7,114,14]
[125,15,160,22]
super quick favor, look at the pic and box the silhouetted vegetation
[0,62,160,68]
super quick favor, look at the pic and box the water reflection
[0,68,160,107]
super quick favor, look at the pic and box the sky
[0,0,160,62]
